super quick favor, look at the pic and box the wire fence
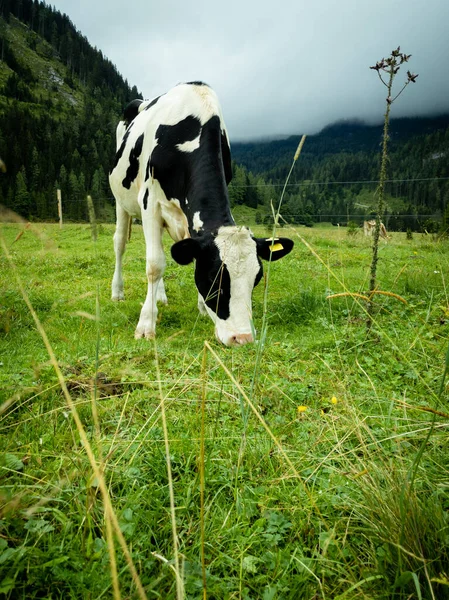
[2,176,447,231]
[228,176,449,188]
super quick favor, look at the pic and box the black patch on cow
[122,133,144,189]
[149,115,234,229]
[110,122,134,174]
[145,159,151,182]
[149,115,202,200]
[254,261,263,287]
[171,233,231,320]
[221,130,232,185]
[144,95,162,111]
[155,116,202,153]
[123,99,143,125]
[193,235,231,320]
[185,80,209,87]
[171,238,199,265]
[201,262,231,320]
[255,237,294,261]
[143,188,149,210]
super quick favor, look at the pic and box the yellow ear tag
[269,243,284,252]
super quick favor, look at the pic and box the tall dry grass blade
[252,135,307,390]
[153,339,184,600]
[369,290,407,304]
[91,297,102,454]
[0,393,22,416]
[293,135,307,162]
[105,503,121,600]
[395,399,449,419]
[1,207,56,251]
[327,292,370,302]
[200,344,208,599]
[88,197,119,597]
[0,236,147,600]
[327,290,407,304]
[12,222,31,244]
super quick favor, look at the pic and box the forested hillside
[231,116,449,231]
[0,0,140,221]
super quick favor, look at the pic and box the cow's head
[171,226,293,346]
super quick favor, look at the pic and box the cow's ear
[171,238,200,265]
[255,237,294,261]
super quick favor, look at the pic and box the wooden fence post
[86,195,97,242]
[57,189,62,229]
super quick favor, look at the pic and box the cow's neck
[183,185,235,236]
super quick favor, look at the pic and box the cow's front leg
[135,199,166,339]
[156,278,168,305]
[111,203,131,301]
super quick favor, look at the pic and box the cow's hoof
[112,294,125,301]
[134,328,155,340]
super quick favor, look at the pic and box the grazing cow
[363,219,388,240]
[109,82,293,346]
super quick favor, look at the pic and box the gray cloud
[51,0,449,140]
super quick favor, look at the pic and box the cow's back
[109,83,228,218]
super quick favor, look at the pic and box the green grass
[1,222,449,599]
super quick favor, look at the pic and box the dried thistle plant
[367,47,418,329]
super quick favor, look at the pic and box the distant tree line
[232,119,449,232]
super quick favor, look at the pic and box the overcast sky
[49,0,449,141]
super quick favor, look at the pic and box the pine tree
[15,166,30,216]
[29,146,40,192]
[228,164,247,206]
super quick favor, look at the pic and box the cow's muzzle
[216,330,254,346]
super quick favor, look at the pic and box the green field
[1,221,448,599]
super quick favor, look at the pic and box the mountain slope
[0,2,140,221]
[232,115,449,176]
[230,115,449,231]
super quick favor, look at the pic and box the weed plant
[368,48,418,328]
[1,220,449,599]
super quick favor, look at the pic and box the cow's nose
[229,332,254,346]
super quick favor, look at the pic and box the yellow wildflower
[297,405,308,413]
[331,396,338,405]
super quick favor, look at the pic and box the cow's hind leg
[135,188,166,339]
[112,203,131,301]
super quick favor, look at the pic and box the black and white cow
[109,82,293,346]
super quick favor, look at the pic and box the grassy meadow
[1,219,449,599]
